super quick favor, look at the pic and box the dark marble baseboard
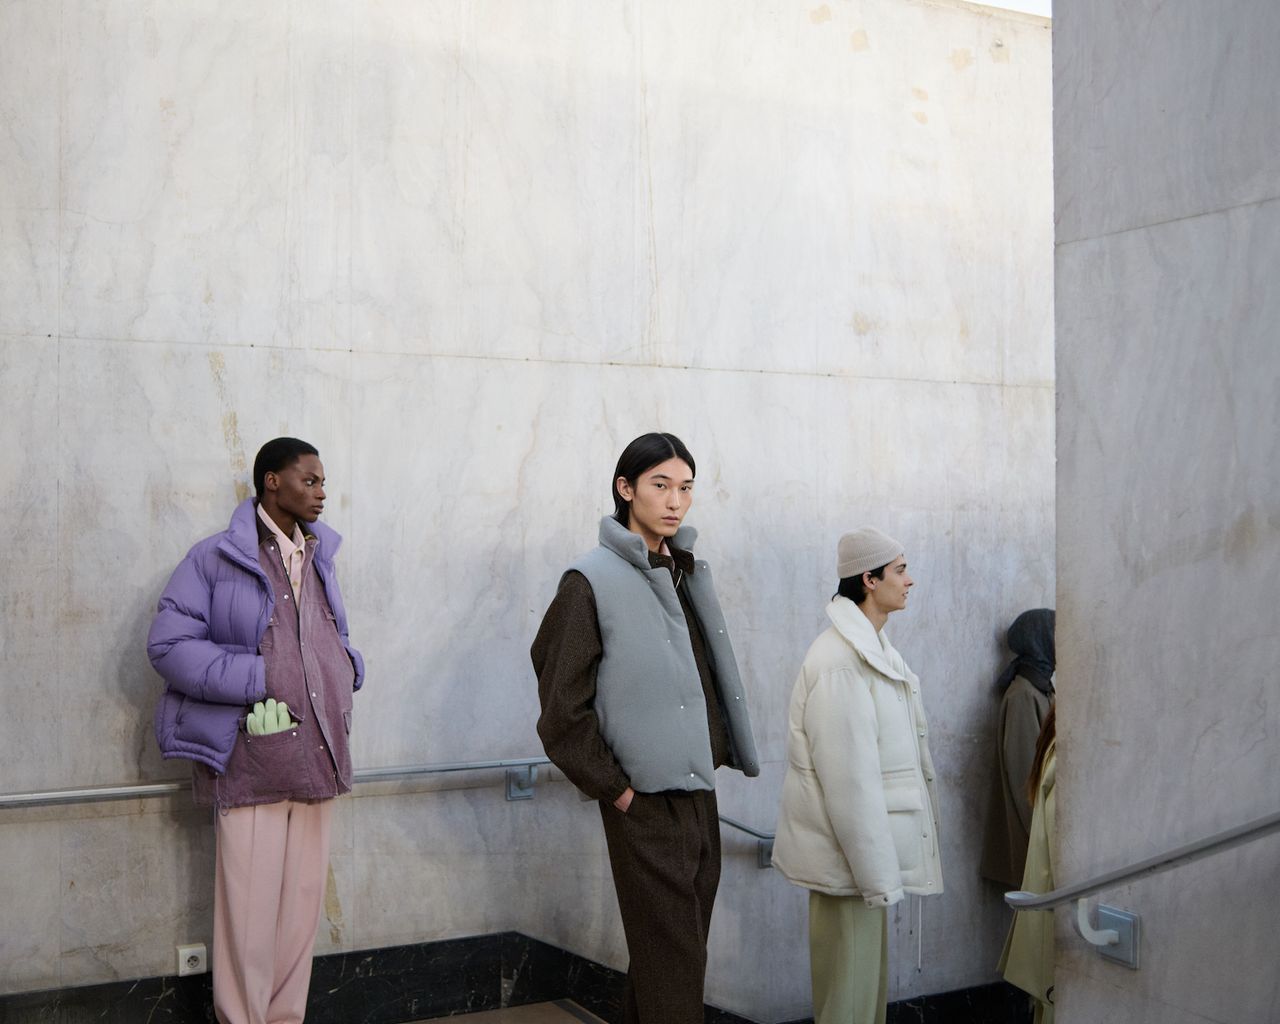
[776,980,1035,1024]
[0,931,1033,1024]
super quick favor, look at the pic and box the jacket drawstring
[916,894,924,970]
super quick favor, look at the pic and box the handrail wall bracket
[716,813,775,870]
[505,765,538,802]
[1004,808,1277,972]
[1074,899,1139,970]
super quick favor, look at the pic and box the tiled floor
[413,1001,606,1023]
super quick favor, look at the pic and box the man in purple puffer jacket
[148,437,363,1024]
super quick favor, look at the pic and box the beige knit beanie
[837,527,903,578]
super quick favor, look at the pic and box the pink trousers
[213,800,334,1024]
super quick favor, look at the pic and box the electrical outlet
[176,943,207,977]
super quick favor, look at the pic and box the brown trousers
[599,788,721,1024]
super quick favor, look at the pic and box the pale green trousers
[808,891,889,1024]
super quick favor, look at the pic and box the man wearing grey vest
[532,432,760,1024]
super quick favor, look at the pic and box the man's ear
[263,471,279,494]
[616,476,634,501]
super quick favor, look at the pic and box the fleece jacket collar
[826,596,912,684]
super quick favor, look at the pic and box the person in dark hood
[980,609,1055,888]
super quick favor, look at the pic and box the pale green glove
[246,698,293,736]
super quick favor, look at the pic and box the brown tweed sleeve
[531,571,631,804]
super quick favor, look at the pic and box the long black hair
[611,432,696,525]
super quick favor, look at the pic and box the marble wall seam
[1055,190,1280,249]
[13,329,1057,390]
[1052,0,1280,244]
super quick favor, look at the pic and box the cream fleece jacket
[773,597,943,906]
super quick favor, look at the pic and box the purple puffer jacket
[148,498,365,773]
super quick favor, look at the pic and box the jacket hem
[162,748,228,774]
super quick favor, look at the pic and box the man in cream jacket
[773,527,943,1024]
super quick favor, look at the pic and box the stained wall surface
[1053,1,1280,1021]
[0,2,1053,1018]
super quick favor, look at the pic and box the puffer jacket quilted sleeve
[147,539,267,707]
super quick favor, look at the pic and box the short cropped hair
[836,564,888,605]
[253,437,319,498]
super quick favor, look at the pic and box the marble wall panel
[1054,0,1280,243]
[349,0,468,356]
[282,0,358,351]
[452,2,642,366]
[350,781,548,949]
[634,2,1053,385]
[54,339,353,790]
[1057,199,1280,857]
[59,1,295,347]
[0,0,1053,1009]
[1055,183,1280,1016]
[483,777,628,970]
[0,820,62,992]
[317,792,359,955]
[350,0,643,363]
[57,801,215,987]
[0,1,60,337]
[344,0,1052,382]
[0,337,60,794]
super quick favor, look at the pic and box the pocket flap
[884,785,924,812]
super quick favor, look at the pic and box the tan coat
[981,676,1052,887]
[999,740,1056,1020]
[773,598,943,907]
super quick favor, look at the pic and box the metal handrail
[0,756,556,811]
[0,758,778,842]
[718,813,775,841]
[1005,809,1280,911]
[0,758,780,871]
